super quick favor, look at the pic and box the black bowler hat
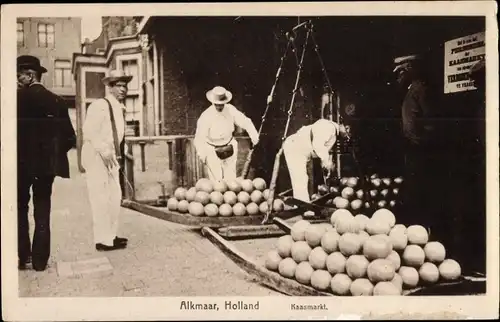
[17,55,47,73]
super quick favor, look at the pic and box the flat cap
[393,54,420,73]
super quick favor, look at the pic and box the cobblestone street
[18,149,280,297]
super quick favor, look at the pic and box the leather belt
[207,137,233,148]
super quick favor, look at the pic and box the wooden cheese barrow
[121,188,330,234]
[121,197,299,229]
[122,185,336,239]
[201,218,486,296]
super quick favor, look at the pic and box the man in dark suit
[17,55,76,271]
[392,54,439,231]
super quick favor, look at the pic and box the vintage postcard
[1,1,499,320]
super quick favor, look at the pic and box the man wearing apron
[194,86,260,181]
[283,118,350,217]
[82,70,131,251]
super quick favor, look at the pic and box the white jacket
[83,95,126,156]
[285,119,340,166]
[194,104,259,160]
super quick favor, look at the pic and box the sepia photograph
[1,2,499,321]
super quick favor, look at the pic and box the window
[125,96,140,122]
[121,59,139,90]
[38,23,55,48]
[85,71,106,98]
[54,60,72,88]
[17,22,24,46]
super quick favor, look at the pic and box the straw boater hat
[102,69,133,86]
[17,55,48,73]
[206,86,233,105]
[393,54,420,73]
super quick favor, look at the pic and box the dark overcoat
[17,83,76,178]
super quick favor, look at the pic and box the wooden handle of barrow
[265,148,284,219]
[272,217,292,234]
[241,148,254,179]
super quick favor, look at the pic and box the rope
[241,37,294,179]
[280,27,311,143]
[263,26,312,224]
[308,21,363,187]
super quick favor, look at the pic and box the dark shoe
[18,259,29,270]
[32,262,48,272]
[114,236,128,244]
[96,243,127,252]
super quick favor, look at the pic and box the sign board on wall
[444,31,485,94]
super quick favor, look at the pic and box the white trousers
[82,144,122,246]
[283,136,311,203]
[205,139,238,181]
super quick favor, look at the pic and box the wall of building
[17,17,81,99]
[148,15,486,191]
[150,17,319,188]
[102,17,138,40]
[82,30,106,55]
[153,17,291,136]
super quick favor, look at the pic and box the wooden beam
[124,141,136,200]
[121,199,302,228]
[124,134,251,144]
[272,217,293,234]
[218,217,327,240]
[201,227,334,296]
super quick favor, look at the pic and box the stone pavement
[18,149,280,297]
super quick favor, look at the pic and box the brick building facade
[17,17,81,103]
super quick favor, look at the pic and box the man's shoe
[96,243,127,252]
[18,256,32,270]
[114,236,128,244]
[32,262,47,272]
[18,260,29,270]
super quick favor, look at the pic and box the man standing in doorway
[17,55,76,271]
[82,70,131,251]
[392,54,439,231]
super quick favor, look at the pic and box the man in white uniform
[194,86,260,181]
[283,118,350,216]
[82,70,131,251]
